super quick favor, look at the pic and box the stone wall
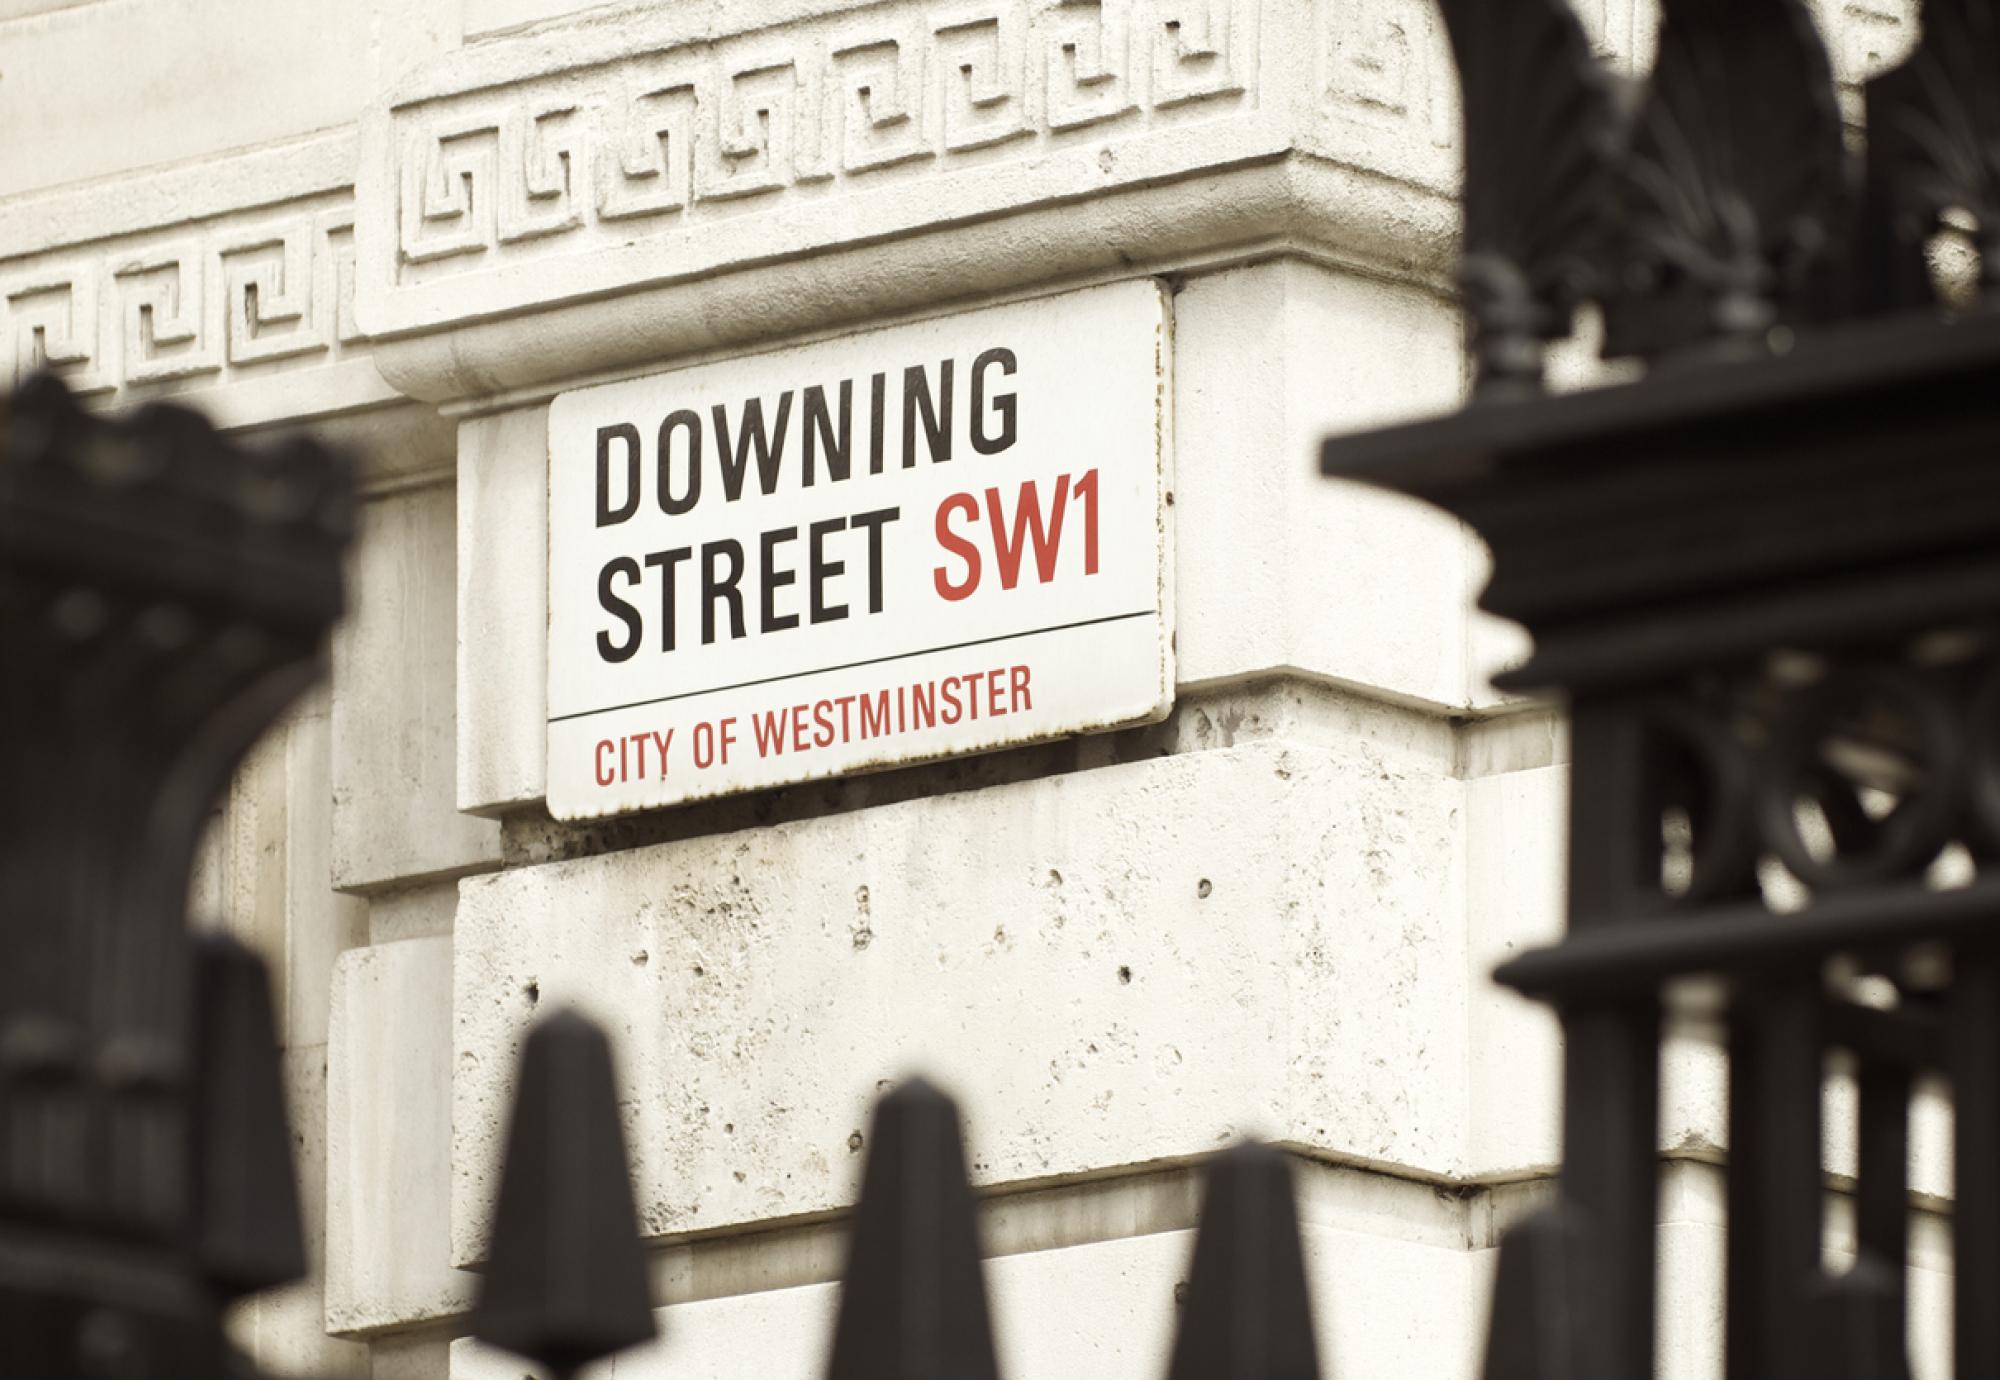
[2,2,1947,1378]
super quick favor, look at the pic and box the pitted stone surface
[452,733,1466,1265]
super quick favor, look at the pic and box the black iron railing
[1325,3,2000,1378]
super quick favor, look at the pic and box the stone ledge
[452,1211,1494,1380]
[350,0,1917,409]
[360,0,1284,341]
[367,158,1457,407]
[490,678,1463,868]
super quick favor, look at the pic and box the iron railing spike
[1478,1206,1591,1380]
[470,1008,656,1380]
[1804,1257,1912,1380]
[187,934,306,1298]
[824,1077,1000,1380]
[1163,1141,1321,1380]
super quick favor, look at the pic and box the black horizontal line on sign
[548,608,1158,725]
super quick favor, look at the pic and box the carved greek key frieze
[934,13,1031,152]
[4,270,112,397]
[824,31,932,173]
[1044,0,1136,131]
[1313,0,1457,188]
[116,242,222,385]
[1,207,363,403]
[705,62,802,201]
[387,0,1264,282]
[1320,0,1453,131]
[1153,0,1247,109]
[597,77,698,222]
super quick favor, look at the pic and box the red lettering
[987,477,1069,590]
[753,709,787,756]
[933,492,982,600]
[1073,468,1100,575]
[941,676,963,725]
[814,699,836,748]
[595,740,616,786]
[861,690,891,738]
[791,703,810,753]
[1011,664,1033,712]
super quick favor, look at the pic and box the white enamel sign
[546,281,1174,820]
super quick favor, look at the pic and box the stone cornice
[360,0,1274,338]
[0,131,412,443]
[0,1,1917,421]
[355,0,1915,405]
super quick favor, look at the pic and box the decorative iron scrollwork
[1323,5,2000,1375]
[1858,0,2000,314]
[1600,0,1850,358]
[1436,0,1955,377]
[1435,0,1623,395]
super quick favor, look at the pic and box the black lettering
[809,517,848,625]
[714,393,794,502]
[903,361,953,468]
[803,382,852,487]
[659,410,702,516]
[849,506,899,616]
[761,527,800,633]
[702,540,746,644]
[971,348,1017,455]
[597,558,643,663]
[642,547,691,652]
[597,424,642,526]
[869,372,887,475]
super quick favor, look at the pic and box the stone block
[452,732,1469,1266]
[457,406,548,815]
[229,1044,368,1378]
[332,482,502,892]
[367,879,461,947]
[1173,260,1486,712]
[327,939,479,1334]
[188,689,366,1049]
[1464,765,1566,1178]
[284,697,371,1047]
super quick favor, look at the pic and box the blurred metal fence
[1327,2,2000,1377]
[6,0,2000,1377]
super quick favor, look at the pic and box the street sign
[545,280,1174,819]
